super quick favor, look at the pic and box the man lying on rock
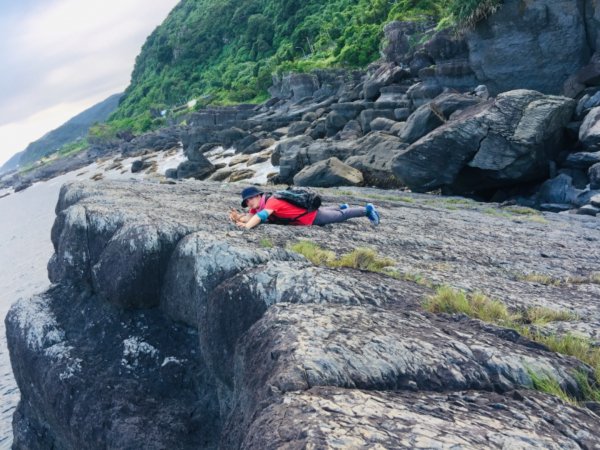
[229,186,380,229]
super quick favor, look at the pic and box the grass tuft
[290,241,396,274]
[336,248,395,271]
[259,238,274,248]
[289,241,336,266]
[424,285,600,400]
[517,273,562,286]
[527,370,576,404]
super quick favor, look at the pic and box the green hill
[109,0,498,132]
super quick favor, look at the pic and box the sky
[0,0,181,167]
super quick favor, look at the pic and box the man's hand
[229,209,242,222]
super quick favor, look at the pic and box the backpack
[266,187,322,224]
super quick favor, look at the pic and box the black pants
[312,206,366,226]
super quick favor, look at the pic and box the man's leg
[312,207,366,226]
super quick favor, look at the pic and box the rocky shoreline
[5,180,600,448]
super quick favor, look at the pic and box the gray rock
[564,151,600,169]
[120,127,180,158]
[293,157,363,188]
[345,132,407,187]
[558,168,589,189]
[287,121,311,137]
[9,180,600,450]
[400,103,446,144]
[131,159,152,173]
[370,117,397,132]
[271,136,312,166]
[228,168,255,182]
[363,64,409,100]
[589,162,600,189]
[338,120,363,140]
[591,194,600,207]
[576,89,600,118]
[467,0,590,95]
[537,174,582,205]
[406,81,444,108]
[164,168,177,179]
[306,118,328,140]
[394,107,411,121]
[579,106,600,150]
[577,204,599,216]
[359,109,396,134]
[241,138,275,155]
[176,157,215,180]
[393,90,576,193]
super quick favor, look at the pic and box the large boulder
[467,0,590,95]
[176,156,215,180]
[400,92,483,144]
[279,140,359,184]
[392,90,576,193]
[293,157,363,188]
[363,64,409,100]
[345,132,407,187]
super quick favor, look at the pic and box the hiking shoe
[339,203,349,210]
[365,203,380,226]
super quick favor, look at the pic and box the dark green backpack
[272,187,322,211]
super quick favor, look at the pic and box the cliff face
[6,180,600,448]
[386,0,600,96]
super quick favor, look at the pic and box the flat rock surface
[6,179,600,449]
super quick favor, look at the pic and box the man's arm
[237,209,273,229]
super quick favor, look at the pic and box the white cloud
[0,0,180,166]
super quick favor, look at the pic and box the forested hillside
[110,0,497,130]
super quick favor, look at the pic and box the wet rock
[394,107,411,121]
[293,157,363,188]
[306,118,328,140]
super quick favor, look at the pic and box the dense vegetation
[104,0,500,133]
